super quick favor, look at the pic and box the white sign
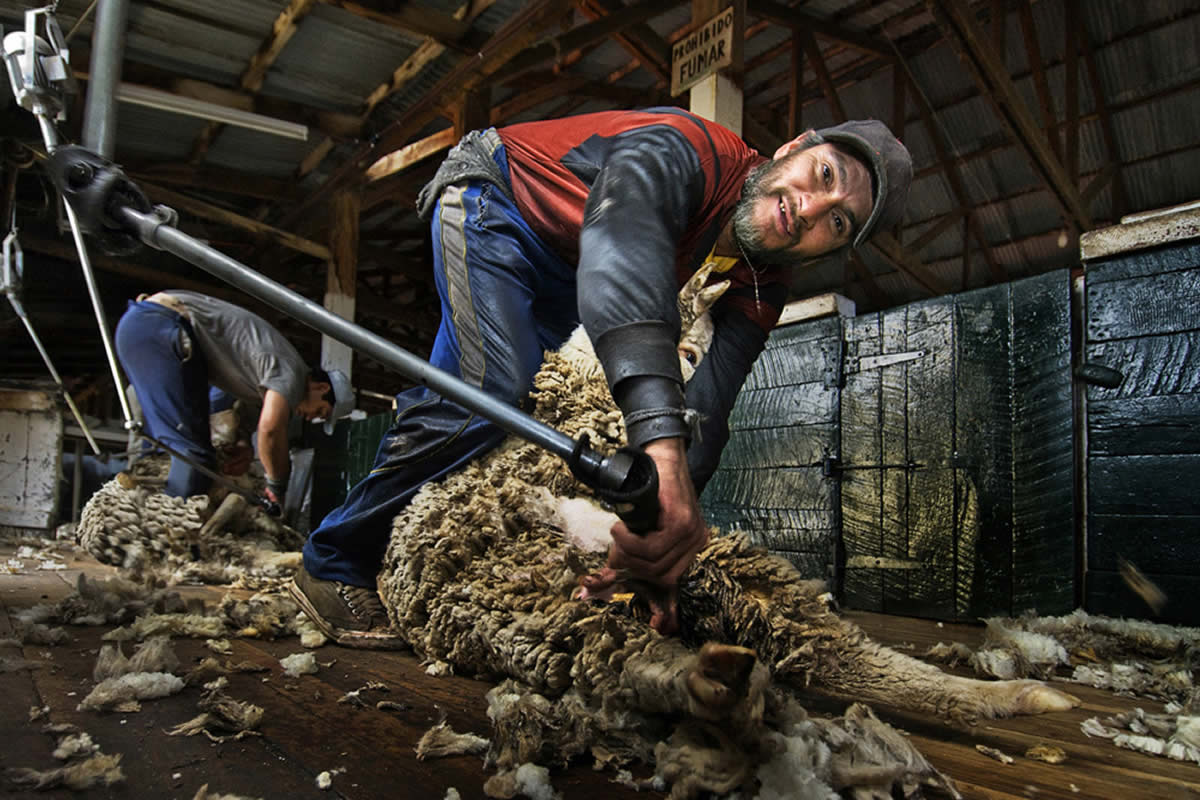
[670,7,735,96]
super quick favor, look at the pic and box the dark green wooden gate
[1083,240,1200,626]
[703,270,1075,621]
[841,272,1074,619]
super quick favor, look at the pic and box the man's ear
[773,129,815,160]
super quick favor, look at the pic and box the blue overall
[302,155,580,587]
[114,299,215,497]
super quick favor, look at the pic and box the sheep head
[677,261,730,382]
[556,261,730,384]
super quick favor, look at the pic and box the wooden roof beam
[911,74,1200,180]
[746,0,893,60]
[295,0,499,182]
[283,0,577,230]
[869,232,952,297]
[126,162,300,203]
[487,0,677,87]
[142,183,332,261]
[903,70,1007,282]
[801,30,847,122]
[845,250,892,309]
[1079,7,1128,218]
[366,127,457,183]
[319,0,487,53]
[577,0,673,86]
[1064,0,1081,185]
[1016,0,1062,162]
[189,0,318,164]
[928,0,1092,231]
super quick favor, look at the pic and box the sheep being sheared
[77,464,303,589]
[375,262,1077,797]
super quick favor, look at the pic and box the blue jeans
[114,300,215,497]
[302,177,580,587]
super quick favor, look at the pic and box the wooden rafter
[366,128,457,183]
[1079,14,1128,218]
[990,0,1006,56]
[907,207,967,253]
[911,74,1200,183]
[126,163,299,203]
[281,0,577,232]
[1064,0,1081,184]
[845,250,890,309]
[318,0,485,52]
[747,0,891,60]
[188,0,318,164]
[801,31,847,122]
[577,0,673,86]
[487,0,677,87]
[905,71,1006,282]
[928,0,1092,231]
[19,236,243,300]
[1016,1,1061,161]
[296,0,499,182]
[870,232,951,297]
[788,34,804,138]
[142,183,332,261]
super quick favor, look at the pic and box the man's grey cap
[323,369,354,435]
[811,120,913,248]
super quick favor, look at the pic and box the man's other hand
[582,437,709,634]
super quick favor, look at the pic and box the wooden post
[454,87,491,137]
[688,0,744,135]
[322,188,361,378]
[788,33,804,138]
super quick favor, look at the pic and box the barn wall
[1083,238,1200,625]
[701,316,843,582]
[0,385,63,530]
[307,410,392,527]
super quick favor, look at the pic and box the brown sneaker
[288,564,406,649]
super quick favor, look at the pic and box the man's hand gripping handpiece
[580,437,709,634]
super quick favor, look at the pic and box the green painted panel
[702,315,842,582]
[1010,272,1074,615]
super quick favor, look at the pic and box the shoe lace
[338,584,386,622]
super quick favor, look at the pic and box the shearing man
[290,107,912,644]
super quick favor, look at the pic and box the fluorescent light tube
[115,82,308,141]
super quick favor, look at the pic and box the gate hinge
[846,555,923,570]
[822,457,924,477]
[846,349,925,373]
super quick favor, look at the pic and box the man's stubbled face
[732,142,873,268]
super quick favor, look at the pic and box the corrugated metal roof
[5,0,1200,391]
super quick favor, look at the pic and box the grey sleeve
[577,125,706,448]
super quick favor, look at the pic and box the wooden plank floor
[2,541,1198,799]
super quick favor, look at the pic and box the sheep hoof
[1006,680,1080,714]
[685,643,759,717]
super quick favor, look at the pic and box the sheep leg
[802,634,1079,726]
[622,640,768,726]
[199,493,247,538]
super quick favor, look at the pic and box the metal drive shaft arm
[42,145,661,530]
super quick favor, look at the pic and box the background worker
[114,290,353,505]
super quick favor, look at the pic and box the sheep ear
[680,261,718,308]
[694,280,731,316]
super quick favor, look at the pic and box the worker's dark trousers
[302,178,580,587]
[114,300,215,497]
